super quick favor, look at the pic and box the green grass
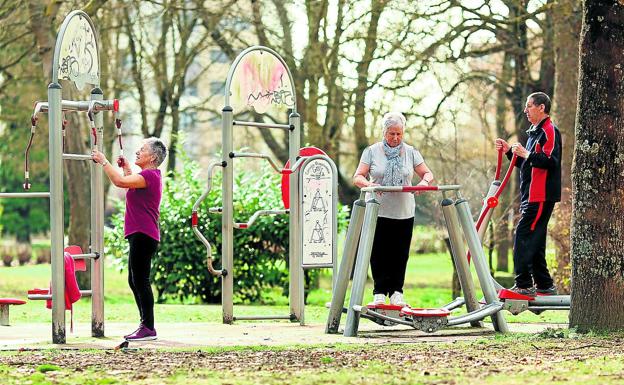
[0,248,569,324]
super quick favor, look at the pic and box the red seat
[0,298,26,326]
[281,146,328,209]
[64,245,86,271]
[0,298,26,306]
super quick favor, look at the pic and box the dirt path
[1,336,623,382]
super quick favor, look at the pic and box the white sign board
[300,158,335,267]
[229,50,295,114]
[55,12,99,90]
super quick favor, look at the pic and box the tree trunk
[569,0,624,332]
[551,0,581,294]
[495,52,512,272]
[352,1,385,156]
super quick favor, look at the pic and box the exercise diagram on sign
[301,158,335,266]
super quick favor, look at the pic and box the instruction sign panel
[300,157,336,267]
[229,49,295,114]
[55,12,100,90]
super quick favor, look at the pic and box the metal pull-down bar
[232,120,292,130]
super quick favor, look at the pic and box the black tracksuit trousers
[513,201,555,289]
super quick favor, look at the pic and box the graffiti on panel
[301,158,334,266]
[56,14,99,90]
[230,50,295,114]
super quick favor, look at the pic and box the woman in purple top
[92,137,167,342]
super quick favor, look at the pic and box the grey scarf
[382,139,404,186]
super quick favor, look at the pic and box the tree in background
[570,0,624,331]
[550,0,581,294]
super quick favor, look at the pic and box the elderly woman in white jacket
[353,112,434,306]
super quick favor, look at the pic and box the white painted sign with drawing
[300,157,337,267]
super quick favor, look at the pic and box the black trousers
[127,232,159,330]
[513,201,555,289]
[370,216,414,296]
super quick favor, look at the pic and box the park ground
[1,252,623,384]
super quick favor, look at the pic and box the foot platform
[362,304,451,332]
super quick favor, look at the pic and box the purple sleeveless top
[124,169,162,241]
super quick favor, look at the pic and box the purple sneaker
[124,324,143,340]
[125,325,157,341]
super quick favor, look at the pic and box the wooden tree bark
[550,0,581,293]
[495,53,512,272]
[569,0,624,332]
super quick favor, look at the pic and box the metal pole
[90,87,104,337]
[344,198,380,337]
[326,194,366,334]
[48,82,65,344]
[221,106,234,324]
[288,112,304,324]
[440,198,482,327]
[455,199,508,332]
[476,181,500,240]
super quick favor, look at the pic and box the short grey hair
[145,137,167,167]
[381,112,406,134]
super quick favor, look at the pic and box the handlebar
[360,185,461,193]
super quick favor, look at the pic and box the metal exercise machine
[326,185,509,336]
[192,46,337,324]
[0,11,122,343]
[481,151,571,314]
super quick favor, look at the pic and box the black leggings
[127,232,159,329]
[370,216,414,296]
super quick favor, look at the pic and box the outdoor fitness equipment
[192,46,337,324]
[481,151,571,315]
[326,184,510,336]
[0,11,122,343]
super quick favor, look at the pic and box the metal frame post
[48,82,65,344]
[326,193,366,333]
[344,199,380,337]
[288,112,304,324]
[221,106,234,324]
[455,199,508,332]
[440,198,482,327]
[90,87,105,336]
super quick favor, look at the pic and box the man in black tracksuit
[496,92,561,296]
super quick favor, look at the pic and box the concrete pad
[0,321,567,350]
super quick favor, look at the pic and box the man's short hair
[528,92,551,113]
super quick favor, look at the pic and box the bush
[105,156,348,304]
[1,246,13,267]
[35,247,51,264]
[411,225,448,254]
[16,243,31,265]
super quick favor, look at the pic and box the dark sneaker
[124,324,143,340]
[125,325,157,341]
[536,285,558,295]
[510,285,536,297]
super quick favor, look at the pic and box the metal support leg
[48,82,65,344]
[221,106,234,324]
[325,195,366,334]
[455,199,508,333]
[288,112,304,324]
[441,198,482,327]
[90,87,105,337]
[344,199,379,337]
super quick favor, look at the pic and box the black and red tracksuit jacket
[507,117,562,208]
